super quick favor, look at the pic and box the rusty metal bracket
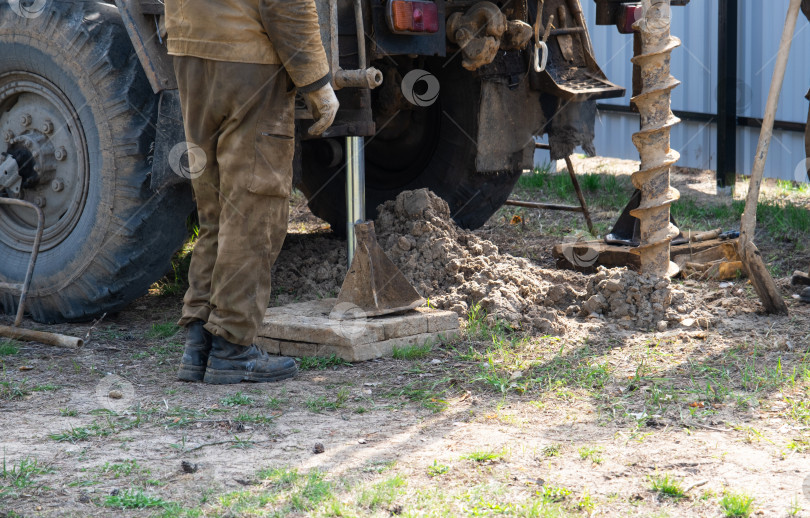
[113,0,176,93]
[330,0,384,89]
[0,198,43,326]
[336,221,424,318]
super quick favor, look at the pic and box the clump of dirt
[272,233,346,306]
[580,267,681,331]
[375,189,587,334]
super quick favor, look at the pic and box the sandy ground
[1,159,809,517]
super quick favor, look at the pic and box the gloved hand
[302,83,339,136]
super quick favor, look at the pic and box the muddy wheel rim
[0,71,90,252]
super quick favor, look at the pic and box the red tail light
[387,0,439,34]
[618,5,643,34]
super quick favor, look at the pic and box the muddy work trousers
[174,56,294,346]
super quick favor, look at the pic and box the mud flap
[150,90,188,192]
[475,77,545,172]
[541,96,596,161]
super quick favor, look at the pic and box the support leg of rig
[564,155,595,235]
[345,136,366,267]
[630,0,681,277]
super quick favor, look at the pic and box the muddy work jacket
[165,0,331,91]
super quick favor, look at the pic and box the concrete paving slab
[258,298,460,361]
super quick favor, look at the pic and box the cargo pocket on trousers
[250,128,294,197]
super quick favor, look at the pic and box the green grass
[0,377,29,400]
[151,217,197,296]
[427,461,450,477]
[147,323,180,339]
[1,456,54,497]
[358,474,406,510]
[461,448,507,463]
[105,489,175,510]
[392,342,433,360]
[720,491,754,517]
[578,446,604,464]
[517,165,632,211]
[220,392,254,407]
[386,381,448,412]
[0,341,20,356]
[539,485,572,503]
[49,416,143,443]
[672,196,810,243]
[233,413,276,425]
[305,387,349,412]
[542,444,562,457]
[214,467,336,515]
[98,460,146,478]
[59,408,78,417]
[649,473,685,498]
[50,426,92,443]
[297,355,350,370]
[32,384,59,392]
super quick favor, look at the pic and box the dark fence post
[717,0,738,192]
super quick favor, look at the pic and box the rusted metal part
[336,221,425,318]
[0,325,83,348]
[0,198,43,326]
[113,0,176,93]
[529,0,624,101]
[563,156,594,235]
[736,0,799,315]
[446,2,532,71]
[328,0,383,89]
[505,199,584,212]
[629,0,681,278]
[447,2,507,70]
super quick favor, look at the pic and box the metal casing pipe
[345,136,365,266]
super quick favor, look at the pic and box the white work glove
[302,83,339,136]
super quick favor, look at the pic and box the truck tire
[297,60,521,234]
[0,1,193,323]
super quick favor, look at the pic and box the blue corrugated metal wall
[574,0,810,182]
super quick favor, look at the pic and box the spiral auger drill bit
[630,0,681,277]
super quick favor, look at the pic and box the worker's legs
[204,62,295,346]
[173,57,297,382]
[174,56,223,329]
[175,57,294,345]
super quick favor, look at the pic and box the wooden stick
[740,0,802,242]
[736,0,799,315]
[0,325,83,348]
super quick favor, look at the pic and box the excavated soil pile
[375,189,586,334]
[273,189,707,334]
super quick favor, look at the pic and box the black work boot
[801,287,810,303]
[177,321,213,382]
[203,335,297,384]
